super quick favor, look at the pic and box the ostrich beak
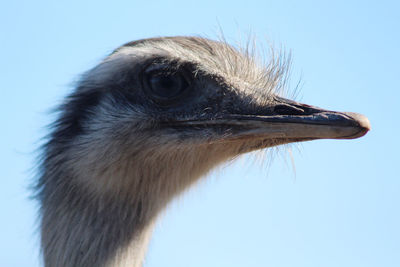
[224,96,371,141]
[175,96,370,141]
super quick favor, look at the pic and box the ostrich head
[37,36,370,267]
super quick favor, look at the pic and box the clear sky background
[1,0,399,266]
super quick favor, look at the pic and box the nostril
[274,104,305,115]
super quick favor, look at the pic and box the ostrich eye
[145,70,189,101]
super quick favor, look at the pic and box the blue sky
[1,0,399,266]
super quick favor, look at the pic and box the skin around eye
[146,70,190,101]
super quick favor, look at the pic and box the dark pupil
[148,73,187,99]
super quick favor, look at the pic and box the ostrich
[36,36,370,267]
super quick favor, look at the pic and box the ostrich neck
[41,171,165,267]
[107,219,157,267]
[41,141,234,267]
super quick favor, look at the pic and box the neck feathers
[38,140,236,266]
[39,177,153,267]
